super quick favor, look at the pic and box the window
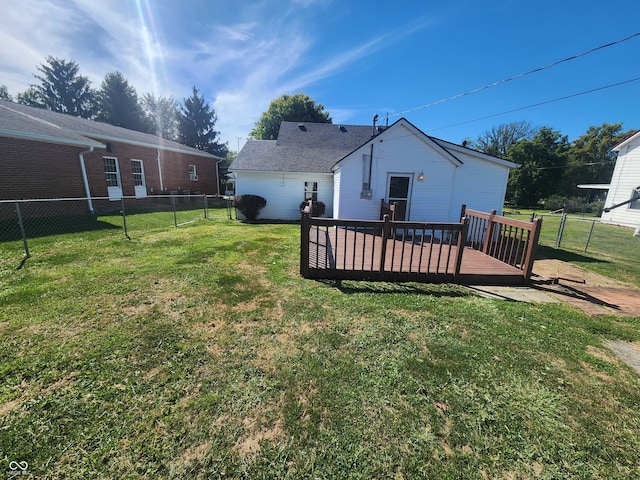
[131,160,144,187]
[630,188,640,210]
[304,181,318,201]
[189,165,198,181]
[103,157,119,187]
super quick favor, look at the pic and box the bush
[300,200,326,217]
[233,195,267,221]
[542,195,604,215]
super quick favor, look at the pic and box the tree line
[465,120,636,210]
[0,56,227,157]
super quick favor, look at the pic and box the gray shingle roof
[0,99,222,159]
[231,121,380,173]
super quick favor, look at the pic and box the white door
[103,157,122,200]
[386,174,413,221]
[131,159,147,198]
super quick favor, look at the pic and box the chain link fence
[0,194,227,260]
[503,210,639,256]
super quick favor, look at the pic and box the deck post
[483,209,497,255]
[379,214,391,280]
[454,217,469,277]
[522,217,542,280]
[300,211,311,278]
[459,204,467,221]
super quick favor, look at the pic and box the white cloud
[0,0,432,147]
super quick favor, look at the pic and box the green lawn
[1,208,640,479]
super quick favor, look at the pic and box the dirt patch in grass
[1,374,78,416]
[234,417,284,456]
[533,259,640,317]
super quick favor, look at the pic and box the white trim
[0,128,104,149]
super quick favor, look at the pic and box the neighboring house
[0,99,223,212]
[230,118,517,221]
[600,130,640,228]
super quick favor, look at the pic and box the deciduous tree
[506,127,570,206]
[250,93,332,140]
[142,93,179,140]
[471,121,538,158]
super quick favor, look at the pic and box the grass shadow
[317,279,473,297]
[536,245,610,264]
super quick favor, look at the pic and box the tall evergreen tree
[0,85,11,101]
[29,56,94,117]
[96,71,146,132]
[178,86,227,156]
[250,93,332,140]
[142,93,179,140]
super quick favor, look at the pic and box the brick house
[0,99,223,213]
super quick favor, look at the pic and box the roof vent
[298,124,306,131]
[339,125,347,132]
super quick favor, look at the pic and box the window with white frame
[103,157,119,187]
[131,159,144,187]
[304,181,318,201]
[189,165,198,181]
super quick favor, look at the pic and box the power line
[392,31,640,117]
[426,76,640,133]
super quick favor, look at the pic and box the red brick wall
[0,137,86,200]
[0,137,220,201]
[83,142,219,197]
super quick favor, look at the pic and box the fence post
[121,197,130,239]
[454,217,468,278]
[523,218,542,280]
[555,213,567,248]
[300,211,310,278]
[483,209,497,255]
[172,195,178,227]
[15,201,30,258]
[584,220,596,252]
[203,194,208,219]
[379,214,391,280]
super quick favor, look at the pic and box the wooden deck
[305,225,528,285]
[300,205,542,286]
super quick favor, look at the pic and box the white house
[600,130,640,228]
[229,118,517,221]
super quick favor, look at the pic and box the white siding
[234,171,333,220]
[450,151,511,217]
[601,140,640,227]
[334,123,511,222]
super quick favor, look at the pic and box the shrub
[300,200,326,217]
[233,194,267,221]
[542,195,604,215]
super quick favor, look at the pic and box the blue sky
[1,0,639,150]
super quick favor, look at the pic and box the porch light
[417,172,424,181]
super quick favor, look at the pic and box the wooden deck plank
[306,226,526,285]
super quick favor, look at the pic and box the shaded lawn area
[1,208,640,479]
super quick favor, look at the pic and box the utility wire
[392,31,640,117]
[426,76,640,133]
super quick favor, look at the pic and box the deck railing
[301,207,469,282]
[461,205,542,279]
[300,203,541,284]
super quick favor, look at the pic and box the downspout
[156,148,164,191]
[215,159,223,195]
[78,146,94,214]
